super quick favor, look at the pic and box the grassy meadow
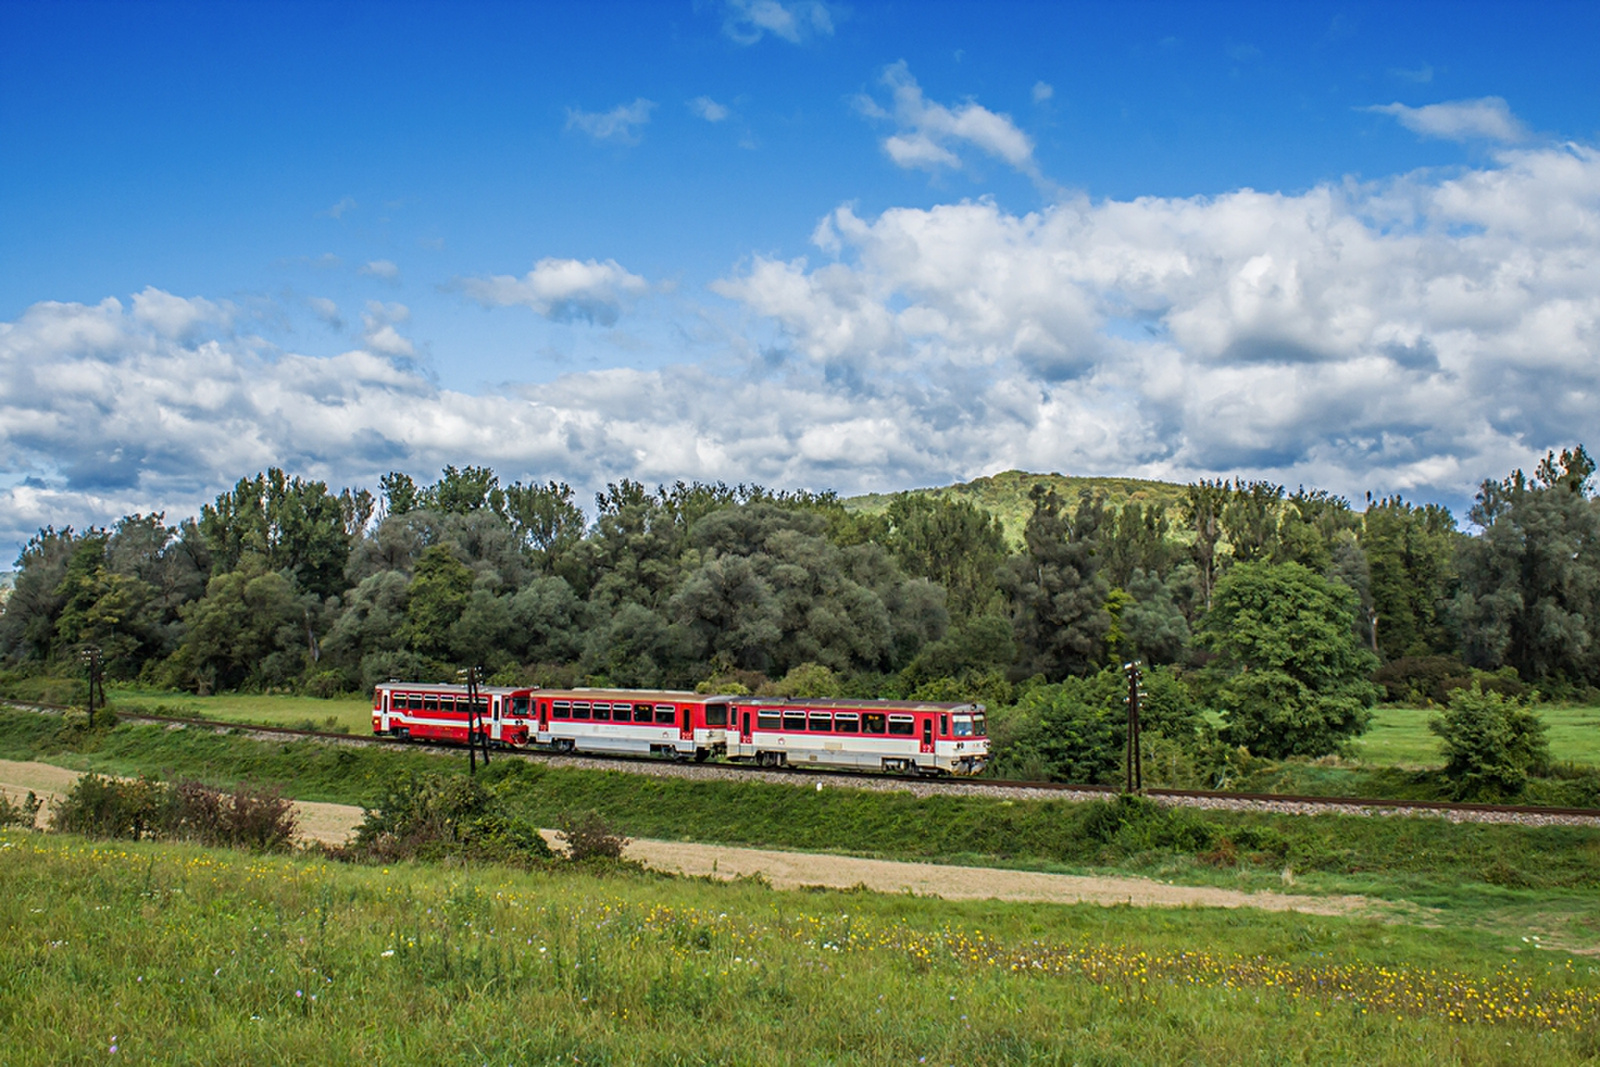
[1351,704,1600,769]
[4,829,1600,1065]
[4,707,1600,954]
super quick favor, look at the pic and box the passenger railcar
[724,697,988,775]
[527,688,733,761]
[372,682,988,776]
[372,681,530,746]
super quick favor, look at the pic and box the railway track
[9,699,1600,827]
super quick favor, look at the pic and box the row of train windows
[551,701,676,724]
[397,694,488,714]
[752,711,914,736]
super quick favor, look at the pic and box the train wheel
[693,748,709,763]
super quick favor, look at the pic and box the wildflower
[381,950,395,958]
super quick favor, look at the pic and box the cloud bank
[2,145,1598,550]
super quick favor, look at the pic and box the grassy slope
[844,468,1192,546]
[109,685,374,734]
[6,833,1598,1065]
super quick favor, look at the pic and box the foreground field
[4,831,1599,1065]
[5,708,1600,954]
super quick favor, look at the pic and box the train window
[592,702,611,721]
[863,713,887,735]
[940,714,949,737]
[834,713,859,733]
[781,711,807,732]
[888,715,915,736]
[757,711,781,731]
[952,715,973,737]
[807,712,832,732]
[512,696,530,716]
[406,695,423,711]
[654,704,676,725]
[972,713,987,736]
[552,701,571,720]
[424,696,440,713]
[572,702,592,720]
[633,703,653,724]
[472,698,488,716]
[705,704,728,727]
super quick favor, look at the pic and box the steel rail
[8,699,1600,820]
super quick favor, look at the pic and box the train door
[538,700,549,732]
[920,717,934,755]
[679,705,693,742]
[491,696,502,741]
[741,710,752,745]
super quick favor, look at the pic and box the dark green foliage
[1178,480,1228,610]
[883,494,1007,618]
[1455,447,1600,686]
[1361,496,1459,660]
[1431,683,1551,800]
[50,772,167,839]
[0,526,80,663]
[1005,486,1110,680]
[400,546,475,659]
[1371,655,1527,705]
[198,468,362,599]
[349,770,554,865]
[158,558,315,692]
[1201,562,1380,758]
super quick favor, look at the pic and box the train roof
[375,681,517,695]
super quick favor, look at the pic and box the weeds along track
[13,700,1600,828]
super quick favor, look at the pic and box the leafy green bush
[347,771,553,866]
[51,773,167,839]
[0,790,41,828]
[1431,682,1551,800]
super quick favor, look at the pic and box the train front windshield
[952,714,988,737]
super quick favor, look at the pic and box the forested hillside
[4,448,1598,793]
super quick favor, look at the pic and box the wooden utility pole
[1124,661,1144,795]
[80,647,105,727]
[459,666,489,774]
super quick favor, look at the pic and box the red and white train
[372,682,988,776]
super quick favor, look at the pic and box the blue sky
[3,0,1599,552]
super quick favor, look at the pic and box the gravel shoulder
[0,758,1369,916]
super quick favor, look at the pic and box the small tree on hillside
[1430,682,1550,800]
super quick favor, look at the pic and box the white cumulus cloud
[858,62,1043,184]
[1366,96,1528,143]
[455,258,650,325]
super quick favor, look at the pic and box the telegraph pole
[458,666,488,774]
[80,647,105,727]
[1123,661,1144,795]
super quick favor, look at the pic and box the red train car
[724,697,988,775]
[526,688,733,761]
[372,681,531,746]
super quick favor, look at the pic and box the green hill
[844,469,1190,546]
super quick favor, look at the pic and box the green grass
[106,685,374,734]
[4,831,1599,1065]
[5,708,1600,951]
[1352,705,1600,769]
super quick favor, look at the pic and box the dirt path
[0,758,1370,915]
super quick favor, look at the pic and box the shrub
[557,809,629,861]
[164,779,298,852]
[51,774,166,839]
[1430,682,1551,800]
[347,772,552,865]
[0,790,41,829]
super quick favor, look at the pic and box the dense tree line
[4,448,1597,785]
